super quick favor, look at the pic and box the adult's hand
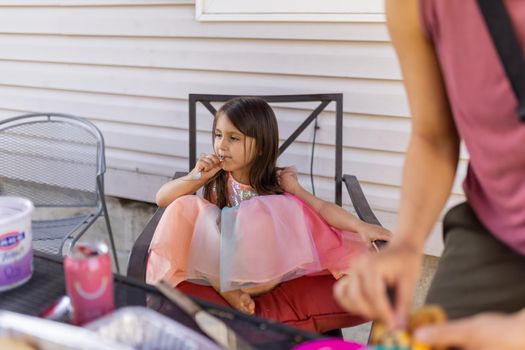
[414,310,525,350]
[333,241,422,329]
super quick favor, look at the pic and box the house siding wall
[0,0,466,255]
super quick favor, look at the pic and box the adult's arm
[334,0,460,329]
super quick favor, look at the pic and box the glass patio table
[0,251,319,349]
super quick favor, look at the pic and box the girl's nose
[217,138,227,151]
[215,141,226,153]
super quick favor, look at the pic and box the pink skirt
[146,194,368,291]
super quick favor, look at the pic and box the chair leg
[101,201,120,274]
[367,321,377,344]
[322,328,343,338]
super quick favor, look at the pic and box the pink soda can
[64,241,115,325]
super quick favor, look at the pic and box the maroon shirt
[420,0,525,254]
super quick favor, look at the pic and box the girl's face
[214,114,257,183]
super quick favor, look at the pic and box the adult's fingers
[414,319,476,349]
[333,275,375,319]
[391,277,415,328]
[335,255,391,322]
[333,276,352,310]
[359,271,396,328]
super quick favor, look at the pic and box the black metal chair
[129,93,381,280]
[0,113,120,273]
[127,93,383,334]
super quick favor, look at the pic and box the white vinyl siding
[0,0,466,256]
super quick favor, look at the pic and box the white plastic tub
[0,196,34,292]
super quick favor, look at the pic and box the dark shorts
[425,202,525,319]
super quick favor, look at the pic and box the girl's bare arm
[156,154,222,207]
[279,169,391,243]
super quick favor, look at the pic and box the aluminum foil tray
[86,306,222,350]
[0,310,131,350]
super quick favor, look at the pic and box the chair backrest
[189,93,344,205]
[0,113,105,207]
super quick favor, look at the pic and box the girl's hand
[277,167,302,195]
[414,311,525,350]
[356,223,392,249]
[191,153,222,181]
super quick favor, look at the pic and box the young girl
[146,97,391,314]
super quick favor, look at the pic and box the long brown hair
[203,97,283,208]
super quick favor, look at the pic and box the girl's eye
[214,133,222,138]
[230,136,240,141]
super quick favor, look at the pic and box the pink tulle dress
[146,172,369,292]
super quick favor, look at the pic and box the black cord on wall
[310,117,320,196]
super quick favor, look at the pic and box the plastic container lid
[293,339,366,350]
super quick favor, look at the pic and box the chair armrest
[127,207,165,281]
[127,172,187,281]
[343,174,389,250]
[342,174,380,226]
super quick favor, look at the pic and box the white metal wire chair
[0,113,120,273]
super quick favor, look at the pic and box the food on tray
[0,336,37,350]
[407,305,447,334]
[370,305,447,350]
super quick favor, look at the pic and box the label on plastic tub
[0,197,34,292]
